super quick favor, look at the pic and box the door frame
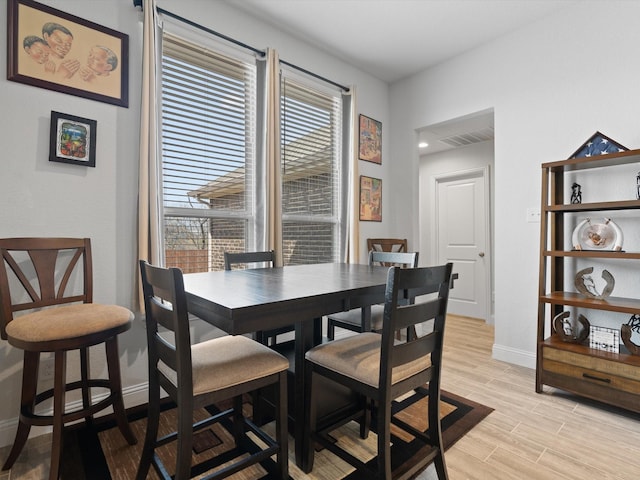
[429,165,492,322]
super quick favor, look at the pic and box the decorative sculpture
[571,218,623,251]
[570,182,582,204]
[621,314,640,355]
[574,267,615,299]
[553,311,590,344]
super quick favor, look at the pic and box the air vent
[439,126,494,147]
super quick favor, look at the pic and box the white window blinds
[161,31,257,272]
[280,75,343,265]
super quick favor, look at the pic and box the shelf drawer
[543,347,640,384]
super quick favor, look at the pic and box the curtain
[136,0,162,310]
[265,48,283,266]
[345,87,359,263]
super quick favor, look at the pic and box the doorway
[417,111,494,322]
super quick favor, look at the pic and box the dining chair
[303,262,454,479]
[224,250,294,346]
[137,261,289,480]
[0,238,136,480]
[367,238,408,255]
[326,250,419,340]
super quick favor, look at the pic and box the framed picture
[49,111,97,167]
[7,0,129,107]
[359,176,382,222]
[359,114,382,164]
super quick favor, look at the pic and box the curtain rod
[133,1,349,92]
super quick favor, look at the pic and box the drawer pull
[582,373,611,384]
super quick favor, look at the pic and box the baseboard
[0,381,150,449]
[492,343,536,370]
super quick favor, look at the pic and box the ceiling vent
[438,126,494,148]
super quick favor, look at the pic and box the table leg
[294,317,319,467]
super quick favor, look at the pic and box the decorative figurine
[553,311,590,344]
[636,172,640,200]
[621,314,640,355]
[570,182,582,204]
[574,266,614,299]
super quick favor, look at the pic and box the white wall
[0,0,389,447]
[390,0,640,369]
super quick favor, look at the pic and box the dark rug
[60,389,492,479]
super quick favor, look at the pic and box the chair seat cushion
[160,335,289,396]
[328,304,384,330]
[306,332,429,388]
[6,303,133,350]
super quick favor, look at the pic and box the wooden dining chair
[0,238,136,480]
[224,250,294,346]
[303,263,454,480]
[137,261,289,480]
[326,250,419,340]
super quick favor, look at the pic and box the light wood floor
[2,315,640,479]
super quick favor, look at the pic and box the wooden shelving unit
[536,148,640,413]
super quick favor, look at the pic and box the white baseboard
[0,381,150,449]
[492,343,536,370]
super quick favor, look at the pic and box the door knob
[478,252,485,257]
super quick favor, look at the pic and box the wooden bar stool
[0,238,136,480]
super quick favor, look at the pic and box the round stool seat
[6,303,133,351]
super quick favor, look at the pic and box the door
[433,167,489,320]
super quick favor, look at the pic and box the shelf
[540,292,640,314]
[538,148,640,412]
[545,200,640,212]
[543,250,640,259]
[542,149,640,171]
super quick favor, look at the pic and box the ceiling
[223,0,578,153]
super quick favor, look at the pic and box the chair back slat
[367,238,407,253]
[380,263,453,392]
[224,250,275,270]
[369,250,418,268]
[393,298,439,332]
[0,238,91,340]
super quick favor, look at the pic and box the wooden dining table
[182,262,391,467]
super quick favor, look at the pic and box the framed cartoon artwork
[7,0,129,107]
[359,176,382,222]
[359,114,382,164]
[49,111,97,167]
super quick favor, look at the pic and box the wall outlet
[40,358,55,380]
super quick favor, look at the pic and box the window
[280,75,343,265]
[160,28,347,273]
[161,32,257,273]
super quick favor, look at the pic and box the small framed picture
[49,111,97,167]
[358,114,382,164]
[359,175,382,222]
[589,325,620,353]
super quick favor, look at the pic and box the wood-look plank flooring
[2,315,640,479]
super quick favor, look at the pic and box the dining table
[182,262,392,467]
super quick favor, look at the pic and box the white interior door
[433,167,490,320]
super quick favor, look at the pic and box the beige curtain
[265,48,283,266]
[346,87,360,263]
[136,0,162,310]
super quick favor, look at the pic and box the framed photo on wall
[49,111,97,167]
[359,175,382,222]
[359,114,382,164]
[7,0,129,107]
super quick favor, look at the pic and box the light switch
[526,208,541,223]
